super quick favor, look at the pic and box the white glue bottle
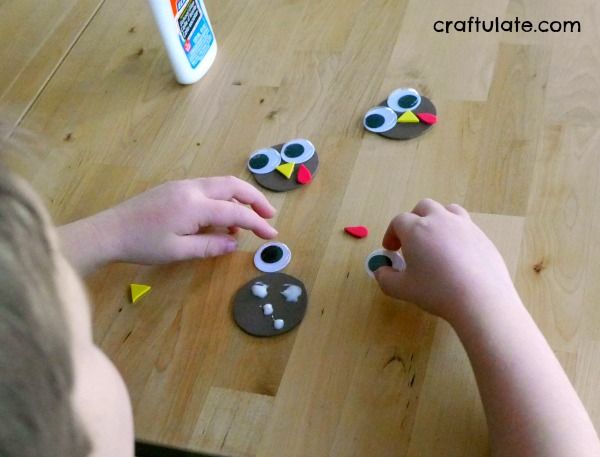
[146,0,217,84]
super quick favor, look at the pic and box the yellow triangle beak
[276,162,295,179]
[397,111,420,123]
[130,284,151,303]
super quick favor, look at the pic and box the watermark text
[433,17,581,34]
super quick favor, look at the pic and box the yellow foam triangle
[130,284,151,303]
[398,111,420,123]
[276,162,295,179]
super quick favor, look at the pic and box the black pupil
[250,154,269,169]
[368,255,392,272]
[261,245,283,264]
[366,114,385,129]
[284,143,304,158]
[398,95,418,109]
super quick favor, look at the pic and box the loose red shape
[297,164,312,185]
[416,112,438,125]
[344,226,369,239]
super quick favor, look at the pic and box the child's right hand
[374,199,519,323]
[377,200,600,457]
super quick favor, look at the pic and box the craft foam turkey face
[232,273,308,337]
[363,88,438,140]
[248,139,319,192]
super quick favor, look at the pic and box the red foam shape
[344,226,369,239]
[297,164,312,185]
[417,113,438,125]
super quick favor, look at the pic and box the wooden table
[2,0,600,455]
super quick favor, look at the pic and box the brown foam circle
[252,143,319,192]
[232,273,308,337]
[373,96,437,140]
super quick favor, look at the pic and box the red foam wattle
[297,164,312,185]
[344,226,369,238]
[416,113,438,125]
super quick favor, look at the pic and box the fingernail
[226,240,238,252]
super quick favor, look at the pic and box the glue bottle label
[171,0,214,69]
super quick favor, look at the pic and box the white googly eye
[280,139,315,164]
[387,88,422,113]
[363,107,398,133]
[254,242,292,273]
[364,249,406,278]
[248,148,281,174]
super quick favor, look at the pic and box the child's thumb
[183,234,238,259]
[374,266,416,302]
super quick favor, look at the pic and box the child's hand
[374,199,518,323]
[110,176,278,264]
[91,176,278,266]
[377,200,600,457]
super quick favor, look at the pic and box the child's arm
[58,176,278,276]
[375,199,600,457]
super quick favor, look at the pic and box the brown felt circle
[373,96,437,140]
[233,273,308,337]
[252,143,319,192]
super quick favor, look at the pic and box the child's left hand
[59,177,278,274]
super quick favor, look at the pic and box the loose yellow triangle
[130,284,151,303]
[276,162,295,179]
[397,111,420,123]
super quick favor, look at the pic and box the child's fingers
[195,176,276,218]
[374,266,417,302]
[445,203,470,218]
[177,234,238,259]
[203,200,278,239]
[412,198,445,216]
[382,213,419,250]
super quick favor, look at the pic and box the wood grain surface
[1,0,599,456]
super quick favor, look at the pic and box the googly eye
[248,148,281,174]
[280,139,315,164]
[387,88,422,113]
[363,107,398,133]
[364,249,406,278]
[254,242,292,273]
